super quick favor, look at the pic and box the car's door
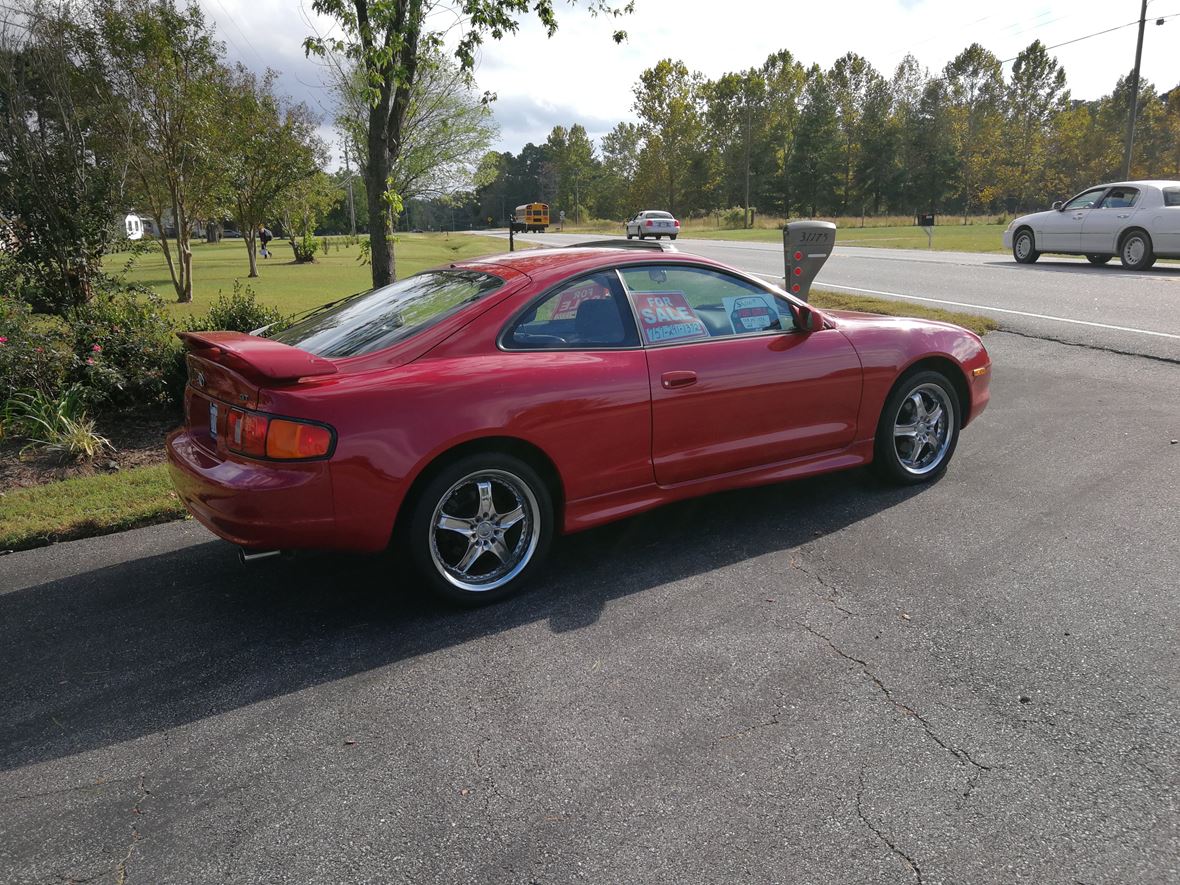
[618,264,862,486]
[1039,187,1107,251]
[1081,186,1140,254]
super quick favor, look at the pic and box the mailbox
[916,212,935,227]
[783,220,836,302]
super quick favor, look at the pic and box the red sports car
[167,245,990,603]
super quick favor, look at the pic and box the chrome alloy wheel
[1014,231,1033,260]
[429,469,541,592]
[893,383,954,476]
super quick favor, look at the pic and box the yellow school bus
[513,203,549,233]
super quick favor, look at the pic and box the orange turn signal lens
[972,365,989,377]
[265,418,333,460]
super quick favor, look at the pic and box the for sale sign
[551,282,612,320]
[635,292,709,344]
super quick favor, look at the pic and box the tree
[759,50,806,217]
[96,0,225,303]
[1002,40,1068,211]
[334,47,498,223]
[632,59,705,214]
[596,122,641,219]
[278,171,341,262]
[788,66,840,217]
[305,0,631,288]
[0,2,126,313]
[218,66,325,277]
[828,52,881,214]
[943,44,1005,221]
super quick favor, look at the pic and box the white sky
[199,0,1180,164]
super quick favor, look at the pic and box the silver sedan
[625,210,680,240]
[1003,180,1180,270]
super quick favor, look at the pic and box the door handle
[1117,213,1130,218]
[661,370,697,389]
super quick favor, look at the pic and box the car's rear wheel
[1012,228,1039,264]
[626,233,633,239]
[1086,254,1112,265]
[408,453,553,605]
[1119,229,1156,270]
[872,370,961,485]
[670,234,678,240]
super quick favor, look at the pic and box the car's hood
[1010,209,1057,227]
[824,309,964,334]
[824,309,987,364]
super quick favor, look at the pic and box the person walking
[259,224,273,259]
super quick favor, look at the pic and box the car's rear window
[272,270,504,358]
[647,211,673,219]
[1164,188,1180,207]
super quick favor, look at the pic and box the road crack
[801,622,990,773]
[113,775,149,885]
[790,555,854,616]
[716,714,781,743]
[995,328,1180,367]
[856,771,923,884]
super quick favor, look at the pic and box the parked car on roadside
[626,210,680,240]
[1003,180,1180,269]
[168,243,990,604]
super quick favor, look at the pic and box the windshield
[272,270,504,358]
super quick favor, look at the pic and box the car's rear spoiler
[177,331,338,382]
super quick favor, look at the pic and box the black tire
[407,452,554,605]
[1086,254,1112,265]
[1012,228,1039,264]
[871,370,961,486]
[670,234,678,241]
[1119,229,1156,270]
[626,233,633,240]
[637,231,645,240]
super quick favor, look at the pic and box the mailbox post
[783,220,836,302]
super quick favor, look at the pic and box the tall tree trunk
[366,111,395,287]
[245,231,258,277]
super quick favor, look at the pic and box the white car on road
[1003,180,1180,270]
[625,210,680,240]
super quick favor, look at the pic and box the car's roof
[1089,180,1180,189]
[455,246,726,285]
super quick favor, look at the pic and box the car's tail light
[646,219,653,227]
[266,418,333,459]
[674,219,680,227]
[226,408,334,460]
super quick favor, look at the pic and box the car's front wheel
[1012,228,1039,264]
[872,370,961,485]
[408,453,553,604]
[1119,229,1156,270]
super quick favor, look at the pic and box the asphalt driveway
[1,332,1177,884]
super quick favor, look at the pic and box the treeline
[472,42,1180,225]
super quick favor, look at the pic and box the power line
[998,11,1180,64]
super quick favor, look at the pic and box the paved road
[489,232,1180,362]
[2,332,1177,884]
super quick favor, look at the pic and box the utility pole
[744,98,752,229]
[344,144,357,236]
[1122,0,1148,179]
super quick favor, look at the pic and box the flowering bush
[0,295,73,402]
[68,286,180,410]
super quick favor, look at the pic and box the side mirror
[1052,201,1063,211]
[794,305,826,334]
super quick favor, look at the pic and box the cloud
[489,95,628,153]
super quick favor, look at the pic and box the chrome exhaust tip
[238,547,282,565]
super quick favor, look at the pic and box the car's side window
[505,272,640,349]
[618,265,794,346]
[1064,188,1107,210]
[1099,187,1139,209]
[1165,188,1180,208]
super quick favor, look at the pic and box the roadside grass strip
[809,290,998,337]
[0,464,186,552]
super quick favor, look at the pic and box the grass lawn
[809,290,997,337]
[678,223,1008,253]
[0,463,186,552]
[119,233,518,318]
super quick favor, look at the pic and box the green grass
[0,463,187,552]
[810,289,997,337]
[681,223,1008,253]
[118,233,517,317]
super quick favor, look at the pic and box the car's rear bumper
[166,428,346,551]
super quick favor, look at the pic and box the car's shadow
[0,470,924,772]
[981,258,1180,278]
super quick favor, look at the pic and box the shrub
[292,230,319,263]
[185,281,287,335]
[0,295,73,401]
[4,385,113,460]
[68,286,179,410]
